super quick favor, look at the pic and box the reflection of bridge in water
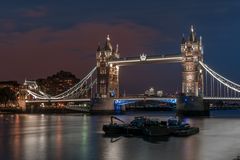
[19,26,240,115]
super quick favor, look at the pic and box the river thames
[1,111,240,160]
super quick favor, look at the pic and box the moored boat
[103,116,171,137]
[102,116,200,138]
[102,116,127,135]
[143,125,170,136]
[172,127,199,137]
[103,123,126,135]
[166,117,200,136]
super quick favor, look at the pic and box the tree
[0,87,16,107]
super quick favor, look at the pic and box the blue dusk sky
[0,0,239,94]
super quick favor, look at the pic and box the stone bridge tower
[96,35,120,98]
[177,26,208,116]
[181,26,204,97]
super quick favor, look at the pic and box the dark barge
[103,116,199,137]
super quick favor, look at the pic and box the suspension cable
[26,66,97,100]
[199,61,240,93]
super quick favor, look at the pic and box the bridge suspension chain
[200,61,240,99]
[26,66,97,100]
[52,66,96,99]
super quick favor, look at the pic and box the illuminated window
[100,69,106,74]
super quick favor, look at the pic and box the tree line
[0,87,16,107]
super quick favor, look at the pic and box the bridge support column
[91,98,125,114]
[17,88,28,112]
[177,95,209,116]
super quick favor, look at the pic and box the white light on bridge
[40,103,45,108]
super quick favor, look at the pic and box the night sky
[0,0,240,94]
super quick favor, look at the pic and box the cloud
[0,19,16,32]
[0,22,170,82]
[22,7,47,18]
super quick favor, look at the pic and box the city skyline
[0,0,240,94]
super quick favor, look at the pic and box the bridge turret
[97,43,101,52]
[96,35,120,98]
[181,34,186,44]
[181,25,204,97]
[114,44,120,58]
[189,25,197,42]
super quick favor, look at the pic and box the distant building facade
[36,71,80,96]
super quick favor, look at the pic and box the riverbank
[0,107,89,114]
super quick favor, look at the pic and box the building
[0,81,20,107]
[36,71,80,96]
[0,81,20,92]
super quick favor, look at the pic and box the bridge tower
[96,35,120,98]
[181,25,204,97]
[177,26,208,116]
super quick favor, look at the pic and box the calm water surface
[1,110,240,160]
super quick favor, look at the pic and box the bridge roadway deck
[25,97,177,103]
[203,97,240,101]
[25,97,240,104]
[25,98,91,103]
[116,97,240,103]
[115,97,177,101]
[108,54,182,66]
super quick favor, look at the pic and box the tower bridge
[20,26,240,116]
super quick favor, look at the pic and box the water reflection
[55,116,62,160]
[142,136,169,143]
[103,134,170,144]
[22,115,47,160]
[79,115,89,160]
[12,115,21,160]
[0,112,240,160]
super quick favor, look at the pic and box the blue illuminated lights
[113,98,177,112]
[114,100,137,112]
[110,91,115,97]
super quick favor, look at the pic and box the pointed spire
[97,42,101,52]
[116,44,119,53]
[199,36,202,45]
[191,25,194,33]
[107,34,110,41]
[189,25,196,42]
[24,78,27,85]
[104,34,112,51]
[199,36,203,54]
[181,34,186,44]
